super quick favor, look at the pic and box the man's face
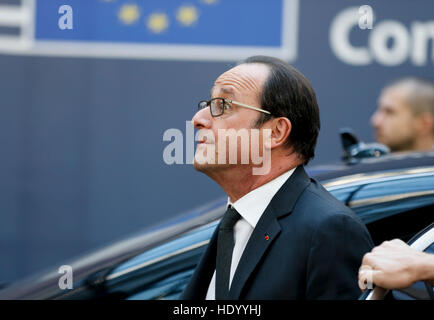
[192,63,270,173]
[370,87,418,152]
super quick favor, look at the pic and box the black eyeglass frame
[198,97,272,117]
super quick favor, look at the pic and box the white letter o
[369,20,410,66]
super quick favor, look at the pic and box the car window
[327,172,434,245]
[103,220,219,300]
[348,175,434,224]
[365,204,433,245]
[328,172,434,222]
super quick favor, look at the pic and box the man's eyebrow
[210,86,235,97]
[222,87,234,95]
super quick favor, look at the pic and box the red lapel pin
[264,234,269,241]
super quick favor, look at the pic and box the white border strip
[0,0,35,48]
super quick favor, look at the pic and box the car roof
[309,150,434,182]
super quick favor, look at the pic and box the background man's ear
[417,112,433,135]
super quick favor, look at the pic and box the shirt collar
[227,168,296,228]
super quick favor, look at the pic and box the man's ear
[416,112,434,135]
[269,117,292,149]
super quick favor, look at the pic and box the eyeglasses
[198,97,271,117]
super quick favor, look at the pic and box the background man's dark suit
[181,166,374,299]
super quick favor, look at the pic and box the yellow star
[147,13,169,34]
[177,5,199,27]
[118,4,140,25]
[201,0,218,4]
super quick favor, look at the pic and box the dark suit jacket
[181,166,374,300]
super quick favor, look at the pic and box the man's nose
[192,107,212,129]
[370,111,381,128]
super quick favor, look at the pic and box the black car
[0,150,433,300]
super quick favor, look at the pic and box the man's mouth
[198,138,214,144]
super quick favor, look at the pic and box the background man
[371,77,434,152]
[181,56,373,300]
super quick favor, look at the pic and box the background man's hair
[240,55,320,165]
[385,76,434,118]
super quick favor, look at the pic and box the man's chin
[375,134,386,145]
[193,160,215,172]
[193,161,206,172]
[193,160,231,173]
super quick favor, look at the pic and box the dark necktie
[215,205,242,300]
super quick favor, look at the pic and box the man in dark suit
[182,56,373,300]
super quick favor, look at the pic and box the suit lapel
[228,165,311,299]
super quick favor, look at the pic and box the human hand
[358,239,434,291]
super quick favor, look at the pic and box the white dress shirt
[205,168,296,300]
